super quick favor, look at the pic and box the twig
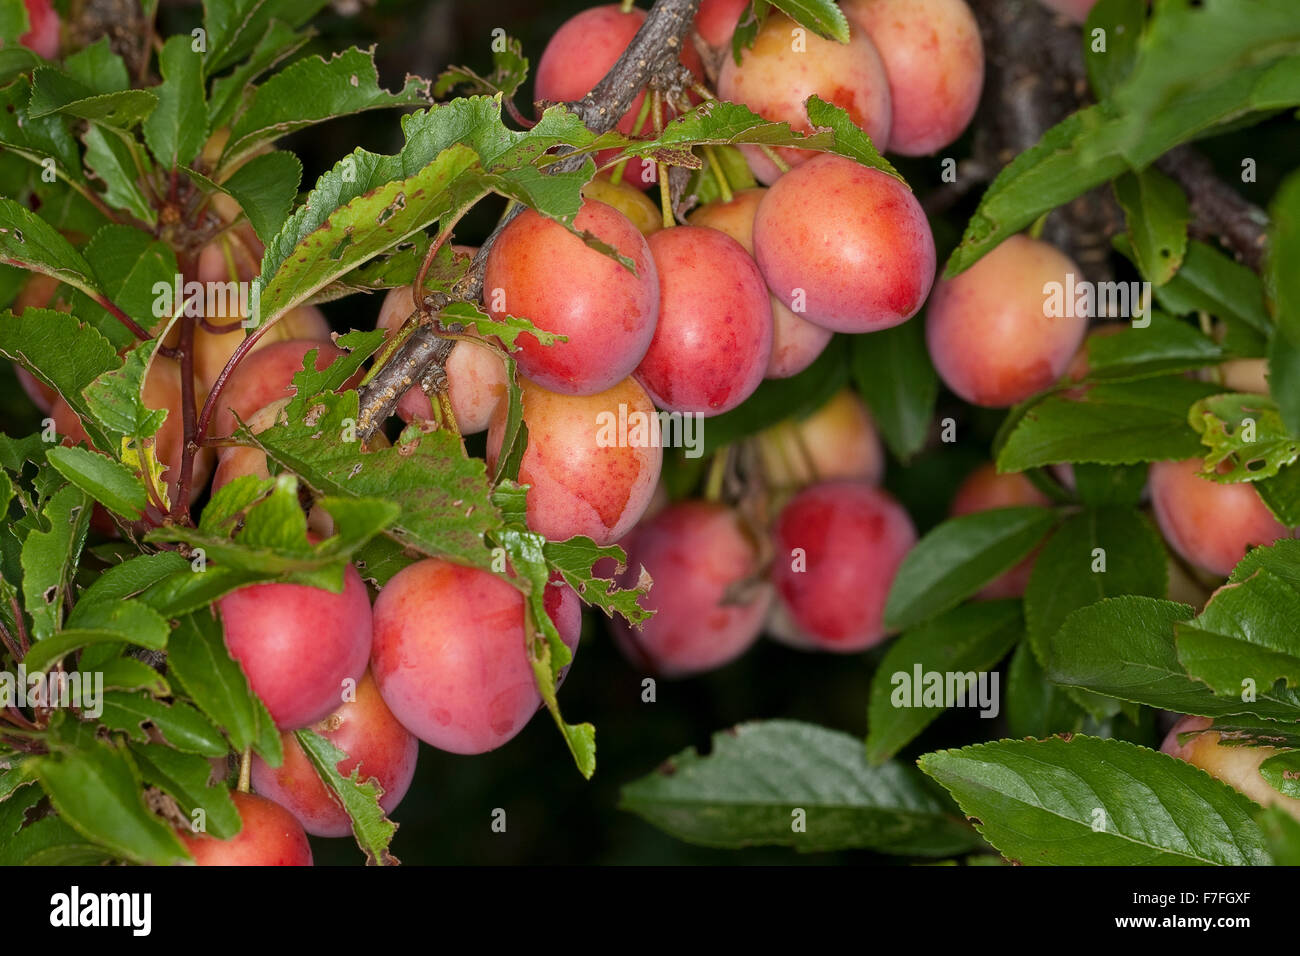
[172,314,199,522]
[1157,145,1270,271]
[354,0,703,441]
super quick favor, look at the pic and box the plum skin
[635,225,772,416]
[926,235,1087,407]
[251,671,419,837]
[753,155,936,334]
[771,481,917,651]
[218,561,373,730]
[179,792,313,866]
[1149,458,1292,577]
[369,559,580,755]
[486,376,663,546]
[483,200,659,396]
[612,501,771,677]
[1162,716,1300,822]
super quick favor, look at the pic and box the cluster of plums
[13,0,1287,862]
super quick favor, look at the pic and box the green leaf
[250,392,499,570]
[215,149,302,246]
[1141,238,1271,341]
[203,0,329,75]
[1175,541,1300,702]
[768,0,850,42]
[492,359,527,484]
[27,66,157,126]
[1189,392,1298,482]
[1258,751,1300,801]
[1024,508,1167,671]
[207,22,312,130]
[21,483,91,642]
[920,736,1269,865]
[45,445,146,519]
[294,729,397,865]
[63,38,130,94]
[621,720,979,855]
[25,600,169,674]
[884,508,1058,631]
[946,51,1300,277]
[1268,169,1300,435]
[1070,462,1149,506]
[492,524,593,777]
[0,779,111,866]
[1113,166,1188,286]
[1257,807,1300,865]
[849,320,938,462]
[222,47,430,169]
[83,338,168,457]
[543,533,651,626]
[1005,640,1121,740]
[1046,596,1300,720]
[99,690,228,757]
[82,125,156,225]
[0,75,82,183]
[30,722,190,865]
[434,32,528,100]
[71,225,178,349]
[142,35,208,170]
[1257,464,1300,526]
[0,308,121,450]
[166,611,282,763]
[866,601,1022,764]
[75,550,190,610]
[0,196,103,297]
[1084,0,1145,99]
[1077,313,1222,382]
[129,743,241,840]
[996,377,1218,471]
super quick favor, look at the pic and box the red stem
[9,597,28,655]
[196,318,277,444]
[92,293,154,341]
[171,314,199,523]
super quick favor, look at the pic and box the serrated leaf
[920,736,1269,865]
[1046,596,1300,720]
[215,149,302,246]
[203,0,329,75]
[250,391,499,569]
[621,720,979,855]
[28,66,157,126]
[866,601,1021,764]
[0,196,103,297]
[434,33,528,99]
[30,725,189,865]
[1025,508,1167,673]
[1257,464,1300,526]
[63,38,129,94]
[142,35,208,170]
[1257,806,1300,864]
[1114,166,1188,286]
[294,729,397,865]
[1131,237,1271,341]
[25,599,169,674]
[1084,0,1145,99]
[45,444,146,518]
[166,611,282,763]
[82,125,156,225]
[996,376,1218,471]
[21,483,91,642]
[1174,541,1300,701]
[72,224,178,349]
[1189,392,1298,482]
[884,508,1058,631]
[0,76,82,183]
[0,780,111,866]
[1268,170,1300,435]
[849,320,937,462]
[1078,313,1222,382]
[129,742,241,840]
[99,690,227,757]
[222,47,430,169]
[207,21,311,130]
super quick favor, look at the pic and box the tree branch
[1157,145,1270,270]
[354,0,702,440]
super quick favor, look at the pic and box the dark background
[3,0,1296,865]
